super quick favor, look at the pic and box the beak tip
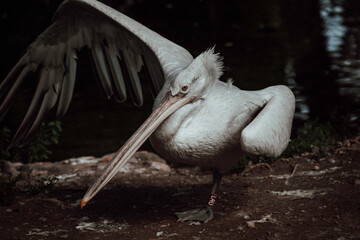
[80,198,87,209]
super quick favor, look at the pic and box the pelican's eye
[181,85,190,94]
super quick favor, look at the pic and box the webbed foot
[175,205,213,223]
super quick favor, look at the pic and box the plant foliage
[0,121,62,163]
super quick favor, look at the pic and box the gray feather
[21,81,61,146]
[56,49,77,118]
[0,64,36,120]
[104,44,127,102]
[9,68,50,147]
[0,53,28,99]
[90,43,113,99]
[122,50,143,106]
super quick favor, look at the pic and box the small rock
[247,222,256,228]
[156,231,164,237]
[329,158,337,164]
[354,179,360,185]
[314,165,320,171]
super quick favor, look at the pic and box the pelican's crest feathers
[198,48,224,81]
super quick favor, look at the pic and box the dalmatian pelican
[0,0,295,222]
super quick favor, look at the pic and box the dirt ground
[0,136,359,240]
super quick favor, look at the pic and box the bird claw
[175,205,213,223]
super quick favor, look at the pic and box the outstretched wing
[0,0,193,146]
[240,85,295,157]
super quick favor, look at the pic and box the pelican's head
[170,48,224,98]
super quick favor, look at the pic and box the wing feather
[103,43,126,102]
[89,43,113,99]
[11,68,64,147]
[240,86,296,157]
[21,81,62,146]
[1,0,194,145]
[0,63,37,120]
[56,49,77,118]
[0,54,29,99]
[122,49,143,106]
[10,68,50,146]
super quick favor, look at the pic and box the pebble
[354,179,360,185]
[247,222,256,228]
[156,231,164,237]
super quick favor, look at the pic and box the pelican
[0,0,295,222]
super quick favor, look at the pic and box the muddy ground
[0,136,359,240]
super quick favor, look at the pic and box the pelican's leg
[175,170,222,223]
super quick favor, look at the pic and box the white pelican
[0,0,295,222]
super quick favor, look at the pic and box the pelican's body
[0,0,295,223]
[150,52,294,173]
[151,81,260,172]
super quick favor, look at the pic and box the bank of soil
[0,136,359,240]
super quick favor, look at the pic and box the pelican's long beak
[80,92,196,208]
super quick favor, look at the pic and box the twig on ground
[291,164,299,176]
[241,163,273,176]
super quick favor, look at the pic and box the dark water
[0,0,359,161]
